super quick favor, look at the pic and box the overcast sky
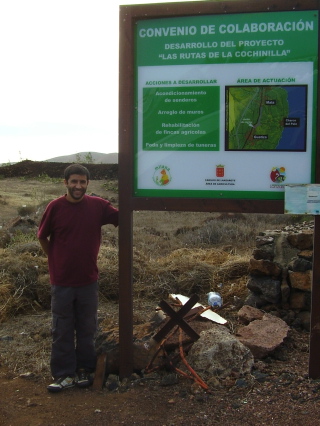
[0,0,189,163]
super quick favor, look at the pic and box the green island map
[225,85,307,151]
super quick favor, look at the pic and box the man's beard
[68,187,86,200]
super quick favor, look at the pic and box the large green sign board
[134,10,319,199]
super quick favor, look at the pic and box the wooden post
[309,215,320,378]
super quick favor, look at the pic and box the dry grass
[0,248,49,321]
[0,230,252,323]
[97,244,250,307]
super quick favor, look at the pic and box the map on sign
[225,85,307,151]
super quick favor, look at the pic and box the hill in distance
[46,152,118,164]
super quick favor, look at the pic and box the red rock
[236,314,289,359]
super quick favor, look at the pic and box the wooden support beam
[153,294,200,342]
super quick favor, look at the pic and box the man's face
[64,174,89,202]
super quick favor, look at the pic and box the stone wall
[245,221,314,331]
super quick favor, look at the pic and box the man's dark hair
[64,164,90,181]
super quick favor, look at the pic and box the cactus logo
[270,167,286,183]
[153,165,171,186]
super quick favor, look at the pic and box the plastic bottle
[207,291,223,308]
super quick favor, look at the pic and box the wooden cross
[93,294,201,390]
[153,294,200,342]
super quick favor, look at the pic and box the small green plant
[36,173,61,183]
[102,180,118,193]
[76,152,95,164]
[7,230,38,246]
[85,152,95,163]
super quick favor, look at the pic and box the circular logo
[270,167,286,183]
[153,166,171,186]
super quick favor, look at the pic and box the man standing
[38,164,118,392]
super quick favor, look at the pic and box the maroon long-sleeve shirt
[37,194,118,287]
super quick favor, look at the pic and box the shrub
[17,205,36,216]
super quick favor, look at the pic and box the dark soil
[0,160,118,180]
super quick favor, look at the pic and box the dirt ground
[1,162,320,425]
[0,303,320,426]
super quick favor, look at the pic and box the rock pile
[245,221,314,330]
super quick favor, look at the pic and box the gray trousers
[50,282,98,379]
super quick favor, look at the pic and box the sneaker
[47,376,75,393]
[76,369,93,388]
